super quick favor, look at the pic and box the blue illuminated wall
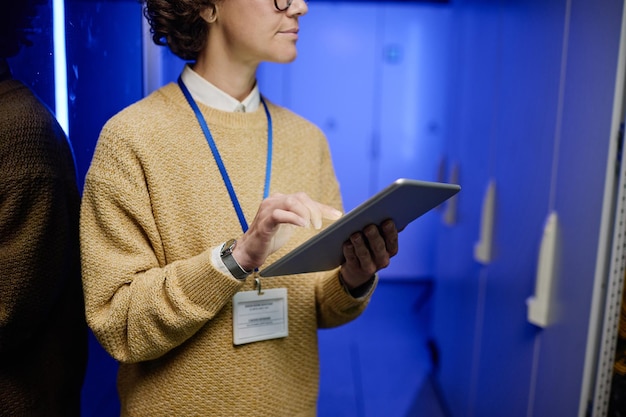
[432,1,623,416]
[8,4,55,111]
[65,0,143,191]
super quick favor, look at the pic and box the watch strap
[221,239,251,280]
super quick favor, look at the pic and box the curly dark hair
[0,0,47,58]
[143,0,218,61]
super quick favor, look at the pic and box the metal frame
[583,3,626,415]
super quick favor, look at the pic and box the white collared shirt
[180,65,260,113]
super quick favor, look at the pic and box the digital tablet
[259,178,461,277]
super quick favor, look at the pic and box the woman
[80,0,399,415]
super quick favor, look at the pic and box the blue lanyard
[178,76,272,233]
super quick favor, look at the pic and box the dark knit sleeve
[0,116,81,355]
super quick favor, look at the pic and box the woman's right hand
[232,192,342,271]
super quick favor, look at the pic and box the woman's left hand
[339,219,399,290]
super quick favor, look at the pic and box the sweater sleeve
[0,176,79,354]
[316,269,378,328]
[80,126,244,364]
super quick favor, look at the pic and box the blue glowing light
[53,0,69,136]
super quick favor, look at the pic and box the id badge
[232,288,288,345]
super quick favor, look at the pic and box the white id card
[232,288,288,346]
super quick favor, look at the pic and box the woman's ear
[200,3,217,24]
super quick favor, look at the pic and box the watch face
[221,239,237,257]
[220,238,249,279]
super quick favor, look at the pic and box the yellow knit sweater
[80,83,376,416]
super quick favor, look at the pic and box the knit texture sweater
[0,79,87,416]
[80,83,376,416]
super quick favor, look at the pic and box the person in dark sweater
[0,1,88,415]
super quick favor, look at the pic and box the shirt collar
[180,64,260,113]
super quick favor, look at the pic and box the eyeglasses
[273,0,293,12]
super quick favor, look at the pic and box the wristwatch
[220,239,251,280]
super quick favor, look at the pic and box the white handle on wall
[474,179,496,264]
[527,211,560,328]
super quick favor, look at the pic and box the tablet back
[259,178,460,277]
